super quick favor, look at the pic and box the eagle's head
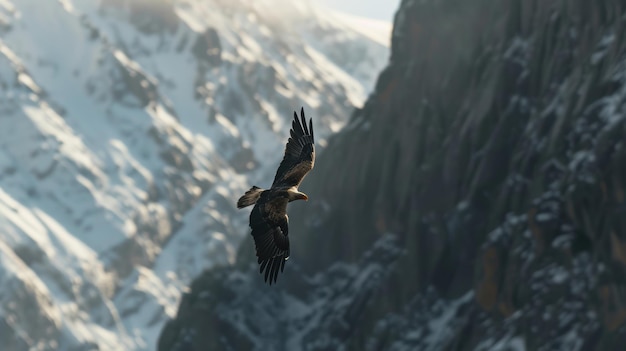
[287,189,308,202]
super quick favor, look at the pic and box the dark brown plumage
[237,107,315,284]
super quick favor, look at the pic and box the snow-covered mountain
[0,0,389,349]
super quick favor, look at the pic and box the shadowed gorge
[159,0,626,349]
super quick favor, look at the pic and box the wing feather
[271,107,315,188]
[300,109,309,135]
[249,195,290,285]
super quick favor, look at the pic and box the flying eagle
[237,107,315,285]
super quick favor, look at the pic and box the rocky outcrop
[191,28,222,67]
[158,234,402,351]
[102,0,179,35]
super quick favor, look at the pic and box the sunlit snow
[0,0,389,349]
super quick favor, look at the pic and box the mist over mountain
[160,0,626,350]
[0,0,388,349]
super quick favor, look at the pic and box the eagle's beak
[301,193,309,201]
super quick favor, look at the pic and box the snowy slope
[0,0,389,349]
[328,11,393,47]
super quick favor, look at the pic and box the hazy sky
[320,0,401,22]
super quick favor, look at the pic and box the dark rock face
[102,0,179,35]
[191,28,222,67]
[158,235,402,351]
[159,0,626,349]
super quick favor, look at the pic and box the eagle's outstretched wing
[271,107,315,188]
[249,195,290,285]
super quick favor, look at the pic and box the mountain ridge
[0,0,389,349]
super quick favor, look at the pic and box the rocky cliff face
[160,0,626,349]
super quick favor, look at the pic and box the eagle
[237,107,315,285]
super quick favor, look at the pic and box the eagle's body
[237,108,315,284]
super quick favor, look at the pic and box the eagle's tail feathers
[237,186,263,208]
